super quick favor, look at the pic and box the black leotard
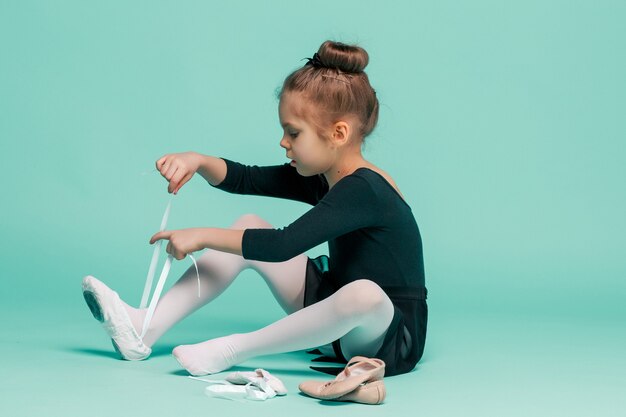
[211,157,428,376]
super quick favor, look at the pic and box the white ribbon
[140,197,172,309]
[139,194,201,339]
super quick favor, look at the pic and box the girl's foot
[82,275,152,360]
[119,299,148,345]
[172,334,244,376]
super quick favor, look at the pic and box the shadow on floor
[65,344,179,359]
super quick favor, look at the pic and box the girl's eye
[289,132,299,139]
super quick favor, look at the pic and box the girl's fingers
[166,241,183,259]
[151,230,185,259]
[173,172,193,194]
[169,170,187,193]
[150,230,171,244]
[156,155,169,171]
[165,164,177,179]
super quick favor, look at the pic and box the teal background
[1,1,625,416]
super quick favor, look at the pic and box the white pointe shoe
[226,369,288,395]
[81,275,151,360]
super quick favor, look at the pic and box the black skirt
[303,254,428,377]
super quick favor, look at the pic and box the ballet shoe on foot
[299,356,385,401]
[81,275,151,361]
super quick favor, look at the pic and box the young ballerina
[82,40,427,378]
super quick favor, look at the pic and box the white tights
[122,214,396,375]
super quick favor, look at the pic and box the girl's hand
[149,228,207,260]
[156,152,202,194]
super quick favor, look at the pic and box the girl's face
[278,92,334,177]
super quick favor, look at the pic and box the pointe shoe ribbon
[82,195,202,361]
[139,195,201,339]
[299,356,386,401]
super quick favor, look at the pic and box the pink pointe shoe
[81,275,151,360]
[333,379,386,405]
[299,356,386,404]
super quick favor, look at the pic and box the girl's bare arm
[196,154,227,186]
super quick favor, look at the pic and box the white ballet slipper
[204,383,273,401]
[225,368,288,395]
[81,275,151,360]
[190,368,287,401]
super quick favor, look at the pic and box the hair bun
[317,41,369,73]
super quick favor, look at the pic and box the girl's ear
[332,120,350,145]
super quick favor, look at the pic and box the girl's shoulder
[357,164,407,203]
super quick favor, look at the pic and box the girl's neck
[323,154,370,190]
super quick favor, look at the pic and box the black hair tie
[303,52,325,68]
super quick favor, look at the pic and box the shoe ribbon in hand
[139,194,201,339]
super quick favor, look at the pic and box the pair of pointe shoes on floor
[299,356,386,405]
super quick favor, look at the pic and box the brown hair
[277,40,379,145]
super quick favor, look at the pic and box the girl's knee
[231,213,273,229]
[334,279,391,317]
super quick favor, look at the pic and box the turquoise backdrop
[1,1,624,416]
